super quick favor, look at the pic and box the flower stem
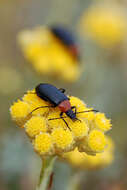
[36,156,57,190]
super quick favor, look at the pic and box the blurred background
[0,0,127,189]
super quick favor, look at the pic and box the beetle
[30,83,98,129]
[50,26,80,60]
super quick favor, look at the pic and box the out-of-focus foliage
[0,0,127,190]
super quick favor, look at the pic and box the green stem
[36,156,57,190]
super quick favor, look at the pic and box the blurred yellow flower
[10,89,112,157]
[63,136,114,170]
[80,3,127,47]
[18,26,81,82]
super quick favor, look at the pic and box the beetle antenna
[48,109,99,121]
[75,118,81,122]
[48,116,67,120]
[76,109,99,114]
[30,105,54,114]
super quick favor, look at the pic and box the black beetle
[50,26,80,60]
[30,83,98,129]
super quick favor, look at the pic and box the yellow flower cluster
[80,3,127,47]
[62,136,114,170]
[10,90,112,157]
[18,27,80,82]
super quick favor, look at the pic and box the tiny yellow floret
[88,130,106,152]
[10,100,30,119]
[70,120,89,140]
[25,116,47,138]
[94,113,112,132]
[51,128,74,152]
[34,133,53,155]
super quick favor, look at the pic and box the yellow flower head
[80,3,127,47]
[25,116,47,138]
[62,136,114,170]
[70,120,89,140]
[33,133,53,156]
[93,113,112,132]
[10,100,30,127]
[18,26,81,82]
[51,128,74,153]
[10,88,112,157]
[79,129,106,154]
[87,130,106,152]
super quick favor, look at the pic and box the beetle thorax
[69,45,78,58]
[58,100,71,112]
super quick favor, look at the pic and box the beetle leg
[24,91,36,95]
[71,106,77,114]
[59,88,66,93]
[71,106,81,122]
[60,112,71,130]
